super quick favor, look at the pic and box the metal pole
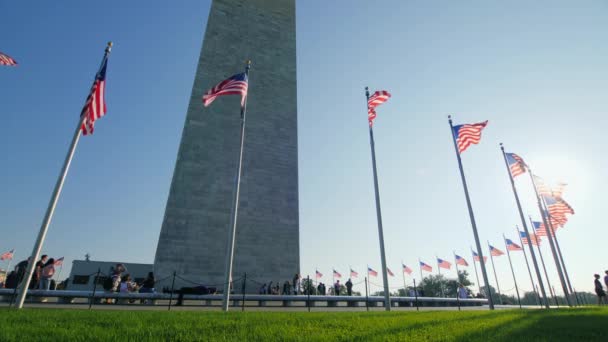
[453,252,460,285]
[168,271,176,311]
[504,235,521,308]
[448,116,493,310]
[499,144,548,308]
[418,259,423,284]
[413,278,419,311]
[488,242,502,305]
[89,268,100,310]
[365,87,391,311]
[546,213,576,305]
[471,248,482,297]
[53,264,63,290]
[530,225,558,307]
[553,286,560,307]
[530,172,571,307]
[241,273,246,312]
[401,261,407,297]
[15,43,113,310]
[516,225,540,306]
[307,275,311,312]
[365,276,369,311]
[222,61,252,312]
[436,256,444,297]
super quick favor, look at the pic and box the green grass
[0,308,606,341]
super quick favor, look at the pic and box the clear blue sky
[1,1,607,296]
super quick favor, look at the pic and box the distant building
[66,260,152,291]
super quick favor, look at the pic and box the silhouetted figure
[594,274,606,305]
[345,279,353,296]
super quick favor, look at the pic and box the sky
[1,1,607,297]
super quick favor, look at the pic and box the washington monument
[154,0,299,292]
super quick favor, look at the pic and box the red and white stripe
[202,74,248,107]
[437,259,452,270]
[367,90,391,126]
[0,52,17,66]
[333,270,342,278]
[403,264,413,275]
[0,249,14,260]
[489,246,504,256]
[455,256,469,267]
[455,121,488,153]
[387,268,395,277]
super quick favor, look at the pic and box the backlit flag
[420,261,433,272]
[533,175,552,196]
[402,264,413,275]
[202,72,248,107]
[368,267,378,277]
[333,269,342,278]
[0,249,14,260]
[505,239,522,251]
[0,52,17,66]
[532,221,553,237]
[387,268,395,277]
[81,57,109,135]
[542,195,575,217]
[505,153,527,178]
[552,182,568,198]
[54,257,64,266]
[520,230,540,245]
[452,120,488,153]
[315,270,323,279]
[472,250,487,263]
[437,258,452,270]
[367,90,391,126]
[350,269,359,278]
[489,245,504,257]
[455,255,469,267]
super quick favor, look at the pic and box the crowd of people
[593,271,608,305]
[2,255,61,290]
[103,263,156,304]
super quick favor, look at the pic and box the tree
[419,271,473,297]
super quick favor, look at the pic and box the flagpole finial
[106,42,113,53]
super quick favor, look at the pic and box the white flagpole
[15,43,112,309]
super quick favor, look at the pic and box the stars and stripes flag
[54,257,64,266]
[0,249,14,260]
[532,220,554,237]
[505,153,527,178]
[387,267,395,277]
[350,269,358,278]
[505,239,523,251]
[533,175,568,199]
[202,72,248,107]
[489,245,505,256]
[452,120,488,153]
[81,57,109,135]
[333,269,342,278]
[437,258,452,270]
[420,261,433,272]
[455,255,469,266]
[472,250,487,263]
[551,182,568,198]
[542,194,575,218]
[402,264,413,275]
[368,266,378,277]
[367,90,391,126]
[315,270,323,279]
[520,230,541,245]
[0,52,17,66]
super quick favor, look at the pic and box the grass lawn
[0,307,606,341]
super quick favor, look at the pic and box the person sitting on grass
[594,274,606,305]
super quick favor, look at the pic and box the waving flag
[81,57,109,135]
[203,72,248,107]
[452,120,488,153]
[0,249,14,260]
[455,255,469,266]
[350,269,358,278]
[489,245,504,256]
[333,269,342,278]
[505,153,527,177]
[402,264,413,275]
[420,261,433,272]
[54,257,64,266]
[552,182,568,198]
[0,52,17,66]
[368,267,378,277]
[505,239,522,251]
[387,268,395,277]
[367,90,391,126]
[315,270,323,279]
[543,195,575,217]
[472,250,487,263]
[437,258,452,270]
[520,230,541,245]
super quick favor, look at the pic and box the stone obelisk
[154,0,299,293]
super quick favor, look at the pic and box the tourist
[140,272,156,293]
[316,283,322,295]
[293,273,300,295]
[604,270,608,289]
[259,283,267,294]
[594,274,606,305]
[31,255,48,289]
[458,284,468,299]
[345,279,353,296]
[282,281,291,295]
[267,281,273,294]
[334,280,341,296]
[39,258,55,290]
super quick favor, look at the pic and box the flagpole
[516,226,540,306]
[453,252,460,284]
[418,259,423,284]
[15,43,112,309]
[401,261,407,297]
[503,234,522,308]
[222,60,252,312]
[529,171,571,307]
[528,216,558,306]
[448,115,494,310]
[436,256,444,297]
[365,87,391,311]
[499,144,549,308]
[471,248,482,296]
[53,264,64,290]
[487,242,502,304]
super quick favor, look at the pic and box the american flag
[367,90,391,126]
[455,255,469,266]
[81,57,109,135]
[0,249,14,260]
[54,257,64,266]
[520,230,540,245]
[333,269,342,278]
[202,72,248,107]
[387,267,395,277]
[532,220,554,237]
[552,182,568,198]
[437,258,452,270]
[505,239,522,251]
[533,175,552,196]
[402,264,413,275]
[472,250,487,263]
[542,195,575,217]
[420,261,433,272]
[0,52,17,66]
[489,245,504,257]
[350,268,358,278]
[368,267,378,277]
[452,120,488,153]
[505,153,527,178]
[315,270,323,279]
